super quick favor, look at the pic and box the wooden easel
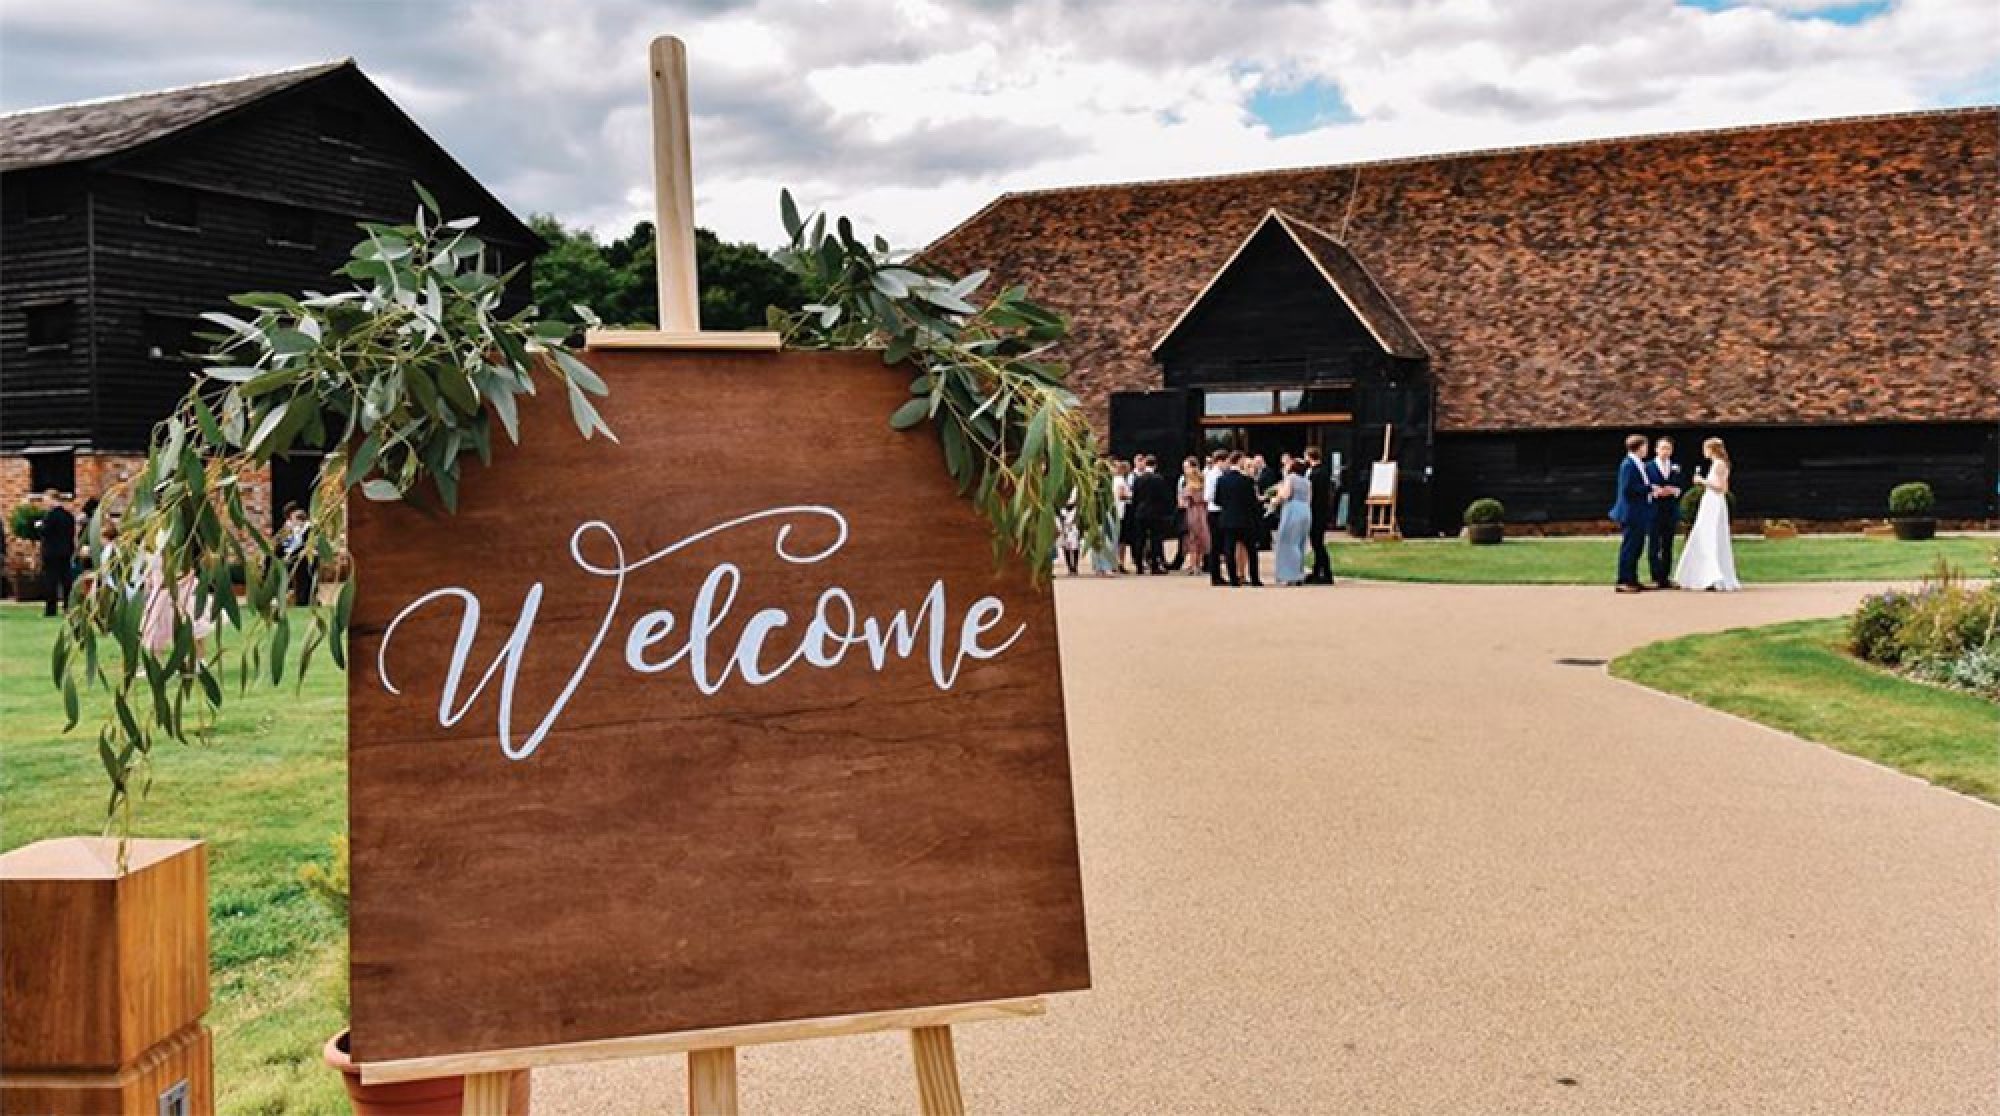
[351,35,1042,1116]
[426,997,1045,1115]
[1365,426,1400,540]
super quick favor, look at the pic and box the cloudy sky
[2,0,1994,248]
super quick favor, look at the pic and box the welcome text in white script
[376,506,1025,760]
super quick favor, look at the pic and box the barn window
[27,448,76,495]
[268,204,315,247]
[316,103,365,146]
[24,302,75,350]
[145,184,200,229]
[19,177,66,222]
[144,313,198,362]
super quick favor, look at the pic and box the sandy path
[537,577,1998,1115]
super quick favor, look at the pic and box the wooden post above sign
[345,347,1091,1075]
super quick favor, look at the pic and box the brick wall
[2,453,271,596]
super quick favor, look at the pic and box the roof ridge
[0,58,351,121]
[971,103,2000,207]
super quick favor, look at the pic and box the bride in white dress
[1676,436,1741,591]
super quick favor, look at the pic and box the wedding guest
[1111,459,1135,574]
[1216,453,1263,587]
[1609,434,1653,593]
[279,503,315,606]
[1056,502,1081,576]
[1304,446,1337,584]
[36,490,77,617]
[1178,457,1210,576]
[1203,449,1228,583]
[1132,455,1177,574]
[1255,454,1279,491]
[1273,459,1313,586]
[1644,437,1686,589]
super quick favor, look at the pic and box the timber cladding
[925,108,1999,435]
[345,348,1089,1064]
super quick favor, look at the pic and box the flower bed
[1847,556,2000,702]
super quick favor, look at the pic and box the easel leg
[462,1071,512,1115]
[688,1046,740,1116]
[909,1025,965,1116]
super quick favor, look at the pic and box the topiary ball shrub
[1464,498,1505,525]
[8,503,42,541]
[1889,482,1935,518]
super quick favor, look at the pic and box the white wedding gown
[1675,462,1741,591]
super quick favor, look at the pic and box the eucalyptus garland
[53,186,1105,836]
[770,190,1115,572]
[50,187,611,831]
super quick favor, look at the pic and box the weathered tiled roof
[0,60,348,172]
[928,107,2000,433]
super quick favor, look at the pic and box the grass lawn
[1333,533,1997,584]
[1611,616,2000,803]
[0,603,348,1116]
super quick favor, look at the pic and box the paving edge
[1600,668,2000,816]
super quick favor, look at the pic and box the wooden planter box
[1762,522,1800,540]
[0,838,211,1116]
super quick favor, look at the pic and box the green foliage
[530,215,808,330]
[296,834,349,925]
[1463,497,1504,525]
[1889,481,1935,517]
[51,187,611,834]
[768,190,1114,575]
[8,503,42,541]
[1847,589,1915,664]
[1848,559,2000,701]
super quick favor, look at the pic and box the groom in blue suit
[1609,433,1656,593]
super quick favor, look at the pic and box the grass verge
[1611,616,1999,803]
[1334,534,1995,584]
[0,603,348,1116]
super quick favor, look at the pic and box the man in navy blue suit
[1609,433,1657,593]
[1644,436,1687,589]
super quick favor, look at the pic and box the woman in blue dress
[1273,459,1313,586]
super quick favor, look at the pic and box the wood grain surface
[347,348,1089,1065]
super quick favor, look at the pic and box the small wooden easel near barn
[1365,425,1401,540]
[349,36,1061,1116]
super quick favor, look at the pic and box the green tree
[530,215,807,331]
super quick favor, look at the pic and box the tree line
[529,215,810,330]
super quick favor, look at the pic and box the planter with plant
[1889,482,1936,541]
[1762,519,1799,541]
[7,503,46,601]
[1463,497,1505,544]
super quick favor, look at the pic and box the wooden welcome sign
[344,35,1089,1115]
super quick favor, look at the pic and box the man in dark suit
[1644,436,1686,589]
[1304,446,1337,585]
[1128,455,1175,575]
[36,490,77,617]
[1609,435,1656,593]
[1214,453,1264,588]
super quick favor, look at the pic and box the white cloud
[1,0,1993,251]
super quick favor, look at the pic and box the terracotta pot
[1467,522,1504,545]
[1892,518,1936,541]
[324,1031,530,1115]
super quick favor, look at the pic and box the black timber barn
[0,60,541,524]
[927,109,2000,535]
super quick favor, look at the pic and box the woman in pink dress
[1178,457,1210,576]
[139,534,217,654]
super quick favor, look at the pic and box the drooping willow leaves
[50,186,611,834]
[769,190,1115,575]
